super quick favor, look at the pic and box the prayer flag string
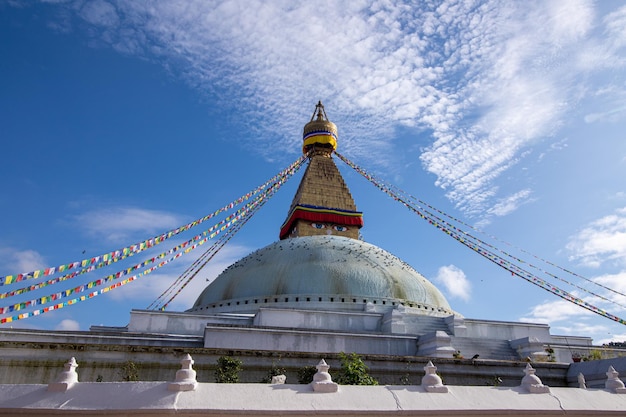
[0,155,306,323]
[0,156,306,299]
[2,196,260,302]
[376,181,626,310]
[378,177,626,301]
[0,154,308,287]
[149,154,307,310]
[0,199,256,315]
[0,243,184,324]
[159,189,266,311]
[334,151,626,326]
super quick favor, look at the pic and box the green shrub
[400,361,412,385]
[215,356,243,383]
[336,352,378,385]
[260,358,287,383]
[297,365,317,384]
[583,349,603,361]
[120,360,139,382]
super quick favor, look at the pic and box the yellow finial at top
[302,101,338,154]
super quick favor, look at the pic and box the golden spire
[280,102,362,240]
[302,101,338,154]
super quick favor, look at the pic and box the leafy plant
[260,358,287,383]
[120,360,139,382]
[297,365,317,384]
[583,349,603,361]
[400,360,412,385]
[215,356,243,383]
[336,352,378,385]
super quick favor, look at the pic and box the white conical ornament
[605,366,626,393]
[421,361,448,393]
[311,359,338,393]
[48,357,79,392]
[168,354,198,392]
[521,363,550,393]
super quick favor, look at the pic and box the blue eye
[334,225,347,232]
[311,223,326,229]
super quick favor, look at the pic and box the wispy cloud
[566,207,626,268]
[520,270,626,340]
[486,189,533,217]
[0,247,47,275]
[593,271,626,306]
[36,0,626,221]
[434,264,471,301]
[73,207,184,243]
[105,244,251,310]
[55,319,80,331]
[520,293,626,343]
[79,0,119,27]
[602,5,626,58]
[520,298,595,324]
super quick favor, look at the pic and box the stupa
[125,102,590,361]
[1,102,620,388]
[190,101,454,320]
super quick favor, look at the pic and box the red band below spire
[279,205,363,239]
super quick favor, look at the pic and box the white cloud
[520,298,594,324]
[38,0,626,222]
[486,189,533,217]
[519,269,626,341]
[434,264,471,301]
[566,207,626,268]
[0,247,47,275]
[596,332,626,346]
[55,319,80,331]
[544,0,594,42]
[419,0,600,217]
[105,244,250,310]
[592,271,626,306]
[79,0,119,27]
[603,5,626,53]
[520,292,626,345]
[73,207,184,243]
[584,104,626,124]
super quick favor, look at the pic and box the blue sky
[1,0,626,345]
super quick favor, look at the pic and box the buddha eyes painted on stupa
[310,223,349,232]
